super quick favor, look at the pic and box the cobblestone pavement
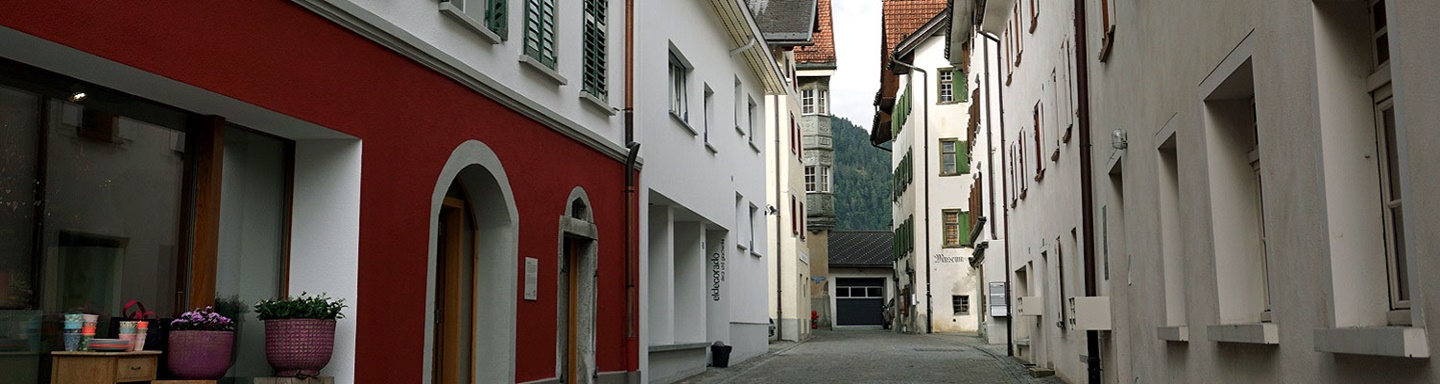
[677,329,1067,384]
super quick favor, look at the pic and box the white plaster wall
[969,35,1010,345]
[764,73,812,341]
[289,140,363,384]
[892,36,980,334]
[337,0,626,146]
[634,0,771,381]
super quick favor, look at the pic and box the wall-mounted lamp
[68,85,86,102]
[1111,129,1128,150]
[765,205,778,216]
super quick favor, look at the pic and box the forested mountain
[831,117,891,231]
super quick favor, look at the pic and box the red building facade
[0,1,638,383]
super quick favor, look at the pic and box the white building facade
[636,0,786,382]
[876,3,983,335]
[971,0,1440,382]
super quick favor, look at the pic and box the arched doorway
[425,140,518,384]
[556,187,598,384]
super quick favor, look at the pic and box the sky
[830,0,882,131]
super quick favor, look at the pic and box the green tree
[831,117,892,230]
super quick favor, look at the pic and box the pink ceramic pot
[264,319,335,377]
[167,330,234,379]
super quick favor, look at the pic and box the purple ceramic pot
[167,330,234,379]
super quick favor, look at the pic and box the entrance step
[1027,367,1056,378]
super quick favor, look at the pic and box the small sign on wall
[524,257,538,301]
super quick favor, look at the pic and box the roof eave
[977,0,1015,35]
[709,0,789,95]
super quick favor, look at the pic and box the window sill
[705,142,718,154]
[1050,147,1060,162]
[751,250,763,258]
[1314,326,1429,358]
[670,112,697,136]
[519,54,567,86]
[1157,325,1189,342]
[579,92,616,116]
[735,125,747,136]
[1207,323,1279,345]
[1098,26,1116,63]
[750,141,762,153]
[439,3,503,44]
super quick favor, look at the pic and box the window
[733,78,743,132]
[1371,0,1390,66]
[668,51,688,121]
[441,0,508,38]
[799,201,806,240]
[1098,0,1117,62]
[953,295,970,316]
[819,165,831,193]
[580,0,608,100]
[794,197,806,235]
[940,138,968,176]
[1029,0,1039,33]
[703,86,714,147]
[818,88,829,115]
[790,114,799,154]
[805,166,816,191]
[1376,91,1406,308]
[939,70,954,103]
[943,209,969,248]
[748,205,759,252]
[801,88,816,114]
[747,97,759,146]
[523,0,558,68]
[1033,101,1044,178]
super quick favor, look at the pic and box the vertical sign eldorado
[711,239,726,301]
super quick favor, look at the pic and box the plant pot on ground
[168,307,235,380]
[255,292,348,377]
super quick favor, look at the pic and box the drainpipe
[775,97,785,342]
[623,0,639,375]
[979,30,1011,357]
[889,56,930,334]
[1073,0,1102,382]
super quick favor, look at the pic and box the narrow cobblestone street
[679,330,1066,384]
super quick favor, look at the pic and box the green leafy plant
[253,292,348,320]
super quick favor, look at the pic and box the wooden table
[51,351,161,384]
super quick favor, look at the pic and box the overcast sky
[830,0,881,131]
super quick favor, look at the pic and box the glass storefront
[0,59,290,383]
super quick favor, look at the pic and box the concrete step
[1028,367,1056,378]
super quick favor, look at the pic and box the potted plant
[167,306,235,380]
[255,292,347,377]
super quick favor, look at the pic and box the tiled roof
[795,0,835,65]
[829,231,894,267]
[748,0,818,43]
[883,0,948,60]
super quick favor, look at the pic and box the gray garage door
[836,278,885,326]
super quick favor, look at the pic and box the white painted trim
[580,92,617,116]
[521,54,570,86]
[290,0,639,166]
[1198,29,1256,100]
[425,140,520,384]
[1206,323,1279,345]
[1314,327,1429,358]
[1156,325,1189,342]
[439,2,503,44]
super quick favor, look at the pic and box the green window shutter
[957,70,968,102]
[959,141,970,174]
[486,0,507,37]
[582,0,607,99]
[958,211,971,246]
[524,0,556,68]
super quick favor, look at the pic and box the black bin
[711,343,733,368]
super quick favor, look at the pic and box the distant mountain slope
[832,117,891,231]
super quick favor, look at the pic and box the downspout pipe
[1073,0,1102,382]
[889,55,930,334]
[623,0,639,375]
[979,30,1012,357]
[730,36,759,57]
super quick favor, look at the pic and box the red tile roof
[795,0,835,65]
[883,0,948,60]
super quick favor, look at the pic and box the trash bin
[710,342,733,368]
